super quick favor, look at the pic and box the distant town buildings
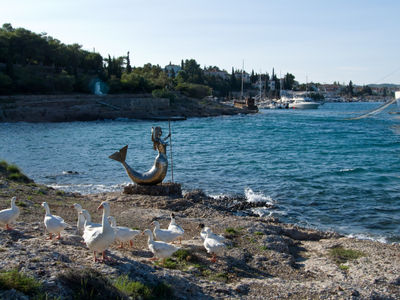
[235,71,250,83]
[203,68,230,80]
[162,62,397,99]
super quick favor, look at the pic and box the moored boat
[395,91,400,110]
[288,96,320,109]
[234,97,258,112]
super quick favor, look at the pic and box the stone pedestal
[123,182,182,197]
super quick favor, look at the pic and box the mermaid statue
[109,126,169,185]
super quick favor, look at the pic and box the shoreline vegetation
[1,23,397,112]
[0,162,399,299]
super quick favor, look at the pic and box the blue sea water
[1,102,400,242]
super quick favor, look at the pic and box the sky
[1,0,400,85]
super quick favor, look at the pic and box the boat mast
[306,75,308,94]
[259,70,262,101]
[240,60,244,100]
[279,71,282,103]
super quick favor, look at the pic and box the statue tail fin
[109,145,128,163]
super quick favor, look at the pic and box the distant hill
[368,83,400,88]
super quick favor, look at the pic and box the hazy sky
[2,0,399,85]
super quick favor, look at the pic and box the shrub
[0,72,12,94]
[120,73,143,93]
[58,268,125,300]
[175,83,211,99]
[114,276,151,299]
[0,269,41,296]
[0,160,7,173]
[52,71,75,93]
[108,76,124,93]
[157,258,177,269]
[209,272,229,283]
[225,227,239,235]
[328,247,365,264]
[152,88,175,101]
[7,172,31,183]
[6,164,20,173]
[56,190,65,196]
[172,249,192,262]
[113,275,173,299]
[151,282,173,299]
[0,161,32,183]
[16,201,27,207]
[339,264,349,271]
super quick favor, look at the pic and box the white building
[164,63,181,77]
[235,72,250,83]
[204,68,230,80]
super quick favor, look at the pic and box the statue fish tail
[109,144,168,185]
[109,145,128,163]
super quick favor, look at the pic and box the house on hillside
[235,71,250,83]
[203,68,229,80]
[164,63,181,78]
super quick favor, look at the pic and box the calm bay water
[1,102,400,242]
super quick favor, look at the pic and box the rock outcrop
[0,175,399,299]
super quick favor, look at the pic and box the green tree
[283,73,296,90]
[181,59,203,84]
[126,51,132,74]
[347,80,354,96]
[250,69,257,84]
[230,67,238,91]
[361,85,372,96]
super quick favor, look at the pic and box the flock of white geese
[0,197,226,264]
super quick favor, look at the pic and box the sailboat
[233,61,258,112]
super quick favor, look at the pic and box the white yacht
[288,96,320,109]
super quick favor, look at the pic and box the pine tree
[230,67,237,91]
[107,55,112,79]
[348,80,353,96]
[126,51,132,74]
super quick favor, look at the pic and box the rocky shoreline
[0,173,399,299]
[0,94,254,123]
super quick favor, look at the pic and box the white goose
[167,213,184,244]
[81,209,101,230]
[82,201,115,262]
[71,203,85,235]
[203,228,226,263]
[107,216,140,248]
[199,223,226,242]
[0,196,20,230]
[41,202,68,240]
[152,220,182,243]
[142,229,179,263]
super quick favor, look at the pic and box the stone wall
[128,98,169,110]
[0,94,171,122]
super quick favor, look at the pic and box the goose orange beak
[97,204,104,210]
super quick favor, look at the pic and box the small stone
[390,277,400,286]
[234,283,250,294]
